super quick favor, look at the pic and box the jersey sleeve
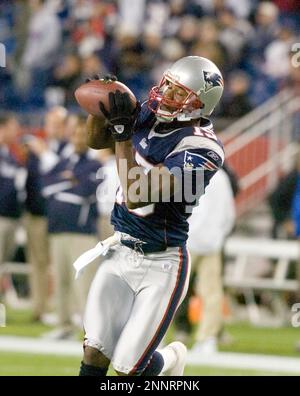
[134,101,156,132]
[164,147,223,173]
[163,147,224,212]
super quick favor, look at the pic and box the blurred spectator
[51,54,82,108]
[217,7,254,67]
[12,0,31,67]
[219,70,253,118]
[222,0,254,19]
[64,113,81,140]
[141,25,163,72]
[20,0,62,107]
[187,168,236,354]
[145,0,169,34]
[0,115,25,297]
[1,0,299,115]
[176,16,199,53]
[245,1,280,70]
[264,25,297,81]
[196,0,254,19]
[174,168,236,350]
[41,118,102,339]
[118,0,146,36]
[291,151,300,339]
[71,0,95,22]
[151,38,185,85]
[269,168,298,239]
[25,106,72,174]
[164,0,190,37]
[22,140,50,323]
[191,17,228,70]
[114,27,151,100]
[80,54,108,84]
[22,108,78,322]
[291,153,300,239]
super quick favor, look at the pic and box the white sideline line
[1,336,300,374]
[187,351,300,374]
[0,336,82,357]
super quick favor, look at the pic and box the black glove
[85,74,118,83]
[99,90,140,142]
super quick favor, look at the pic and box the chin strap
[177,108,202,121]
[156,106,202,123]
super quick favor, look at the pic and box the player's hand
[99,90,140,142]
[85,74,118,83]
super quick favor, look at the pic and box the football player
[79,56,224,376]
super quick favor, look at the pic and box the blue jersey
[111,103,224,253]
[42,152,102,235]
[0,146,24,218]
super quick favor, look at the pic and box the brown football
[74,80,137,116]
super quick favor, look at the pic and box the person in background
[0,115,25,299]
[218,71,253,119]
[291,150,300,353]
[22,106,72,322]
[187,168,236,354]
[268,168,298,239]
[20,0,62,108]
[26,106,72,173]
[41,117,102,339]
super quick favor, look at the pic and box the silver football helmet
[148,56,224,122]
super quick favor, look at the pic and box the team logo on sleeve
[203,71,224,92]
[184,151,219,171]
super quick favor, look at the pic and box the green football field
[0,351,297,376]
[1,308,300,376]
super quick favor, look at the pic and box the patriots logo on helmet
[203,71,224,92]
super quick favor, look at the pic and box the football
[74,79,137,116]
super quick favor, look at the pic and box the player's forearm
[115,141,176,209]
[115,140,136,195]
[126,166,177,209]
[115,140,152,208]
[86,115,113,149]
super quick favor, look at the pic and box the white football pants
[83,244,190,374]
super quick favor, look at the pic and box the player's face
[148,75,202,121]
[160,81,189,113]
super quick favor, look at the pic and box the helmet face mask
[148,75,203,122]
[148,56,224,122]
